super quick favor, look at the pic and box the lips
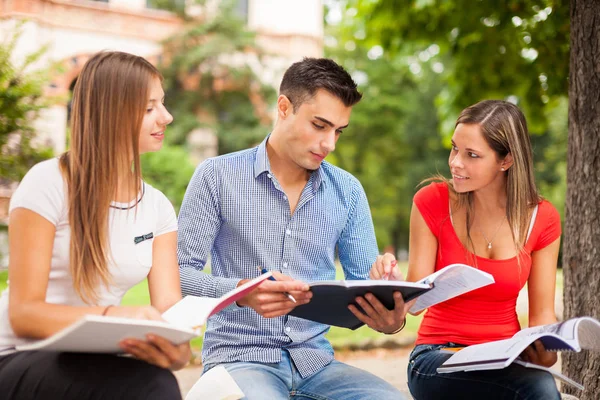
[151,130,164,139]
[311,152,326,161]
[452,173,469,180]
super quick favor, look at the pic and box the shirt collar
[253,134,327,191]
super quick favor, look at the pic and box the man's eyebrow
[315,116,349,130]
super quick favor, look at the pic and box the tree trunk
[563,0,600,397]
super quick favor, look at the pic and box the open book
[14,272,272,353]
[289,264,494,329]
[437,317,600,390]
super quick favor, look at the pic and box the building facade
[0,0,323,264]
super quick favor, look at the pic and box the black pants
[0,351,182,400]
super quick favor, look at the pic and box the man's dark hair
[279,57,362,112]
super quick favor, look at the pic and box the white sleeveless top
[0,158,177,353]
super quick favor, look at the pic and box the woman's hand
[370,253,403,280]
[106,305,192,370]
[520,340,557,368]
[120,335,192,370]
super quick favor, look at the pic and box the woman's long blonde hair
[440,100,540,260]
[59,52,161,303]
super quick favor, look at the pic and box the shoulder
[414,181,448,206]
[11,157,64,198]
[203,147,257,169]
[191,147,257,182]
[9,158,66,223]
[536,199,561,230]
[21,158,63,183]
[320,161,363,190]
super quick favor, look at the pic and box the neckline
[110,182,145,210]
[444,187,537,263]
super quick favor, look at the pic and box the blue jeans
[407,343,561,400]
[204,350,404,399]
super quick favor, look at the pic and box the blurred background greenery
[0,0,569,348]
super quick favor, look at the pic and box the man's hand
[236,272,312,318]
[370,253,403,280]
[520,340,557,367]
[348,291,412,334]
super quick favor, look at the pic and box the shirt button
[285,327,291,333]
[286,229,291,235]
[267,173,272,178]
[283,196,287,201]
[283,262,288,268]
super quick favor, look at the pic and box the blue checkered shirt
[177,136,379,378]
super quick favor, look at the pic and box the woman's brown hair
[59,51,161,303]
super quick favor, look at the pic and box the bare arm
[407,203,438,282]
[521,236,561,368]
[124,230,191,371]
[148,231,181,312]
[527,237,560,327]
[8,208,111,339]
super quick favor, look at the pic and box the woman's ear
[501,153,514,171]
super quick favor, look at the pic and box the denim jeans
[204,350,404,400]
[407,343,561,400]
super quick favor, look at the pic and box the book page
[514,317,600,351]
[185,366,244,400]
[162,272,273,329]
[439,333,574,371]
[162,296,220,328]
[409,264,494,314]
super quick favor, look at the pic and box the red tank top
[414,182,561,345]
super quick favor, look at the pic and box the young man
[178,58,408,399]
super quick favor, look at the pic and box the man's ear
[501,153,514,171]
[277,95,293,119]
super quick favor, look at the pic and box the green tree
[341,0,568,206]
[141,145,195,210]
[0,24,55,182]
[159,0,275,155]
[325,25,448,252]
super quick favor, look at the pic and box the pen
[257,266,297,303]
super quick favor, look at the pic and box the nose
[449,152,463,169]
[321,129,337,153]
[160,104,173,126]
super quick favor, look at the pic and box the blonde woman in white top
[0,51,190,399]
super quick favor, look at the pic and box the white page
[185,366,244,400]
[410,264,494,314]
[514,317,600,351]
[162,296,220,328]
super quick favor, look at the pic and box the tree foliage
[0,24,55,181]
[335,0,568,216]
[159,0,276,155]
[325,24,448,251]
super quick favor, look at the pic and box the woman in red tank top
[406,100,562,400]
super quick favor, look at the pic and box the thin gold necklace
[476,216,506,249]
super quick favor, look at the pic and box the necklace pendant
[487,243,492,249]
